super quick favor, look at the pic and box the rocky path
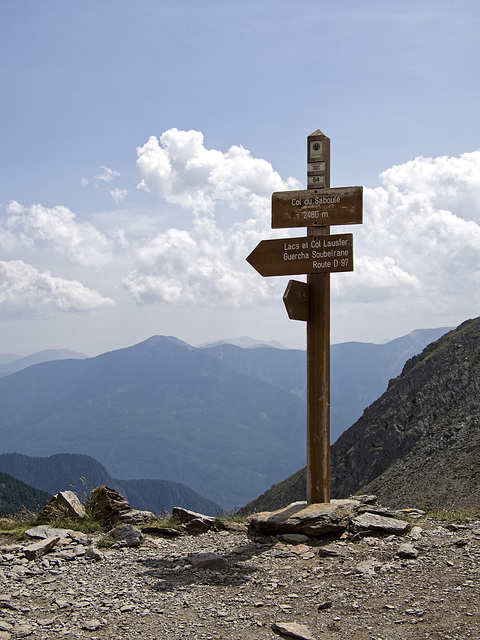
[1,518,479,639]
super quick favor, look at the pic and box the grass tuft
[0,510,38,538]
[423,507,480,524]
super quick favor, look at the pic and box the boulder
[37,491,85,522]
[118,509,156,524]
[184,518,211,533]
[187,552,227,572]
[172,506,216,532]
[249,500,360,537]
[109,524,143,547]
[90,486,131,525]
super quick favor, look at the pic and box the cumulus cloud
[137,128,300,219]
[334,151,480,315]
[5,201,112,267]
[0,260,115,317]
[131,132,480,318]
[126,129,301,306]
[123,225,271,307]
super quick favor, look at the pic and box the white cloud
[0,260,115,317]
[95,165,120,183]
[110,188,129,204]
[334,151,480,316]
[6,126,478,334]
[5,201,112,267]
[126,129,300,306]
[123,225,271,307]
[137,128,300,218]
[131,132,480,319]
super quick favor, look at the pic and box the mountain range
[0,453,221,516]
[242,317,480,513]
[201,327,450,442]
[0,336,306,509]
[0,326,451,510]
[0,349,86,376]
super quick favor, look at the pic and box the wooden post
[247,128,361,503]
[306,130,330,504]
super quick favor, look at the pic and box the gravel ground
[1,517,479,639]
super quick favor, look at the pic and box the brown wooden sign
[246,233,353,277]
[283,279,310,321]
[271,186,362,229]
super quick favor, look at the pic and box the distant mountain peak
[140,335,191,348]
[0,348,87,376]
[198,336,288,349]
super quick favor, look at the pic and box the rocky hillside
[243,317,480,512]
[0,471,51,516]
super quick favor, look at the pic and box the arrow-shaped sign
[246,233,353,277]
[283,279,310,321]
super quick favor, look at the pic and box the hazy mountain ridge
[0,337,307,509]
[203,327,451,442]
[198,336,287,349]
[0,326,453,511]
[0,453,221,516]
[241,318,480,513]
[0,349,87,376]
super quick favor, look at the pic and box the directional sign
[246,233,353,277]
[283,279,310,322]
[272,186,362,229]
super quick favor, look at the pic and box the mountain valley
[0,324,464,513]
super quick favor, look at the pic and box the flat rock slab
[25,526,73,540]
[23,537,60,560]
[352,512,410,535]
[272,621,318,640]
[397,542,419,558]
[249,500,360,536]
[172,507,215,525]
[141,526,183,537]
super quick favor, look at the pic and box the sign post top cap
[309,129,328,137]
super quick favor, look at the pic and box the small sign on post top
[307,132,330,188]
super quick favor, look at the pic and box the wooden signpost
[247,129,363,504]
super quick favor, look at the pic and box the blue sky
[1,1,479,355]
